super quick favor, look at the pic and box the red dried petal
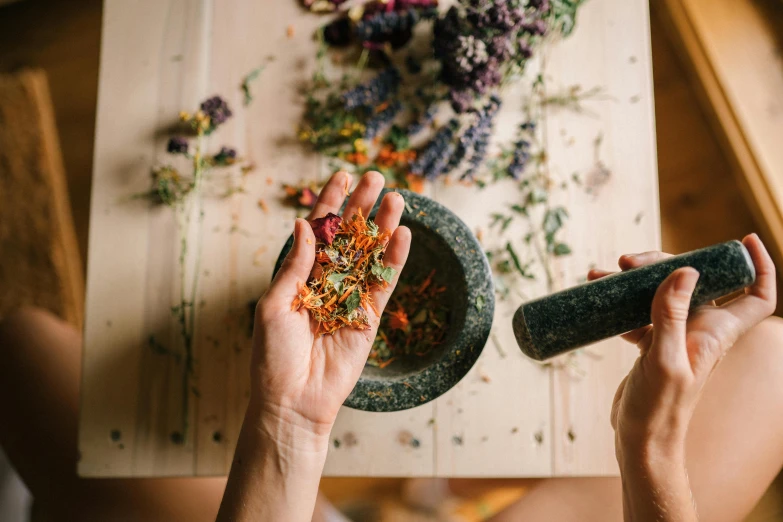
[310,212,342,245]
[298,187,317,208]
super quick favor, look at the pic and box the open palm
[251,171,411,434]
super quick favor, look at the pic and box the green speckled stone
[274,189,494,412]
[513,240,756,361]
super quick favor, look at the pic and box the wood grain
[655,0,783,275]
[79,0,659,477]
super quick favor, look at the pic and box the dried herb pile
[298,0,585,187]
[369,269,448,368]
[292,211,398,334]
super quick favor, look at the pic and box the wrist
[244,399,332,458]
[618,430,686,478]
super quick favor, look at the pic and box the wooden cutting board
[79,0,659,477]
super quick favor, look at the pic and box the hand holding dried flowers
[292,208,396,335]
[251,171,411,433]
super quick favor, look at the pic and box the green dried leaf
[475,294,485,312]
[505,242,525,277]
[553,243,572,256]
[327,272,348,294]
[527,188,548,204]
[543,207,569,236]
[371,263,397,283]
[241,65,265,106]
[344,289,361,313]
[366,220,379,237]
[387,124,410,151]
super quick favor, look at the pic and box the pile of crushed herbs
[369,269,448,368]
[292,210,398,335]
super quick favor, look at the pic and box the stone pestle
[513,240,756,361]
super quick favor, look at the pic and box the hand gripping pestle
[512,240,756,361]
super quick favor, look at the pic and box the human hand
[250,170,411,441]
[587,234,776,461]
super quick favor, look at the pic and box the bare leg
[0,308,226,522]
[485,317,783,522]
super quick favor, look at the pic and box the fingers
[269,219,316,298]
[342,171,385,220]
[307,171,351,220]
[618,251,672,270]
[370,226,412,315]
[587,268,613,281]
[721,233,777,331]
[649,267,700,371]
[373,191,405,236]
[624,325,653,347]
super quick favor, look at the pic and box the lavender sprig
[341,68,401,110]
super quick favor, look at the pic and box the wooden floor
[0,0,778,519]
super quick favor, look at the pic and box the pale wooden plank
[324,167,438,477]
[79,0,170,476]
[545,0,660,475]
[432,72,554,477]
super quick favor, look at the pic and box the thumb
[649,267,700,371]
[270,218,316,297]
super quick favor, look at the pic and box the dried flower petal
[310,213,343,245]
[167,137,189,155]
[299,187,318,208]
[199,96,232,131]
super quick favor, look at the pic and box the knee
[0,307,59,346]
[740,316,783,348]
[731,316,783,382]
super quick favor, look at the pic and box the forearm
[216,402,329,522]
[619,442,698,522]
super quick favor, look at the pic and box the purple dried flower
[488,35,512,61]
[455,35,488,73]
[342,68,401,110]
[529,0,550,13]
[507,140,531,179]
[406,104,438,135]
[449,89,475,113]
[167,137,189,155]
[521,19,548,36]
[395,0,438,9]
[324,17,353,47]
[410,118,459,178]
[364,101,402,140]
[355,10,421,49]
[517,38,534,59]
[460,95,502,178]
[200,96,233,129]
[213,146,237,166]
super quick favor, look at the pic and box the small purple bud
[167,137,189,155]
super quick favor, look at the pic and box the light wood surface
[79,0,659,477]
[656,0,783,275]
